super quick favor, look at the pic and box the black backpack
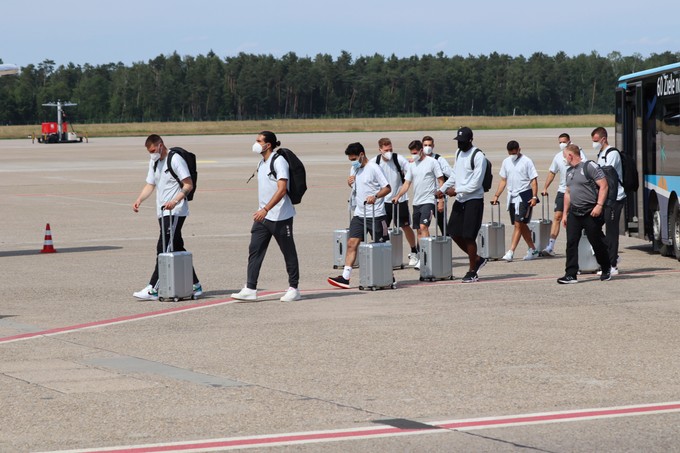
[605,147,639,193]
[586,160,618,207]
[457,148,493,192]
[433,153,451,179]
[154,147,198,201]
[375,153,405,183]
[270,148,307,204]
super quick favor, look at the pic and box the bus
[616,62,680,260]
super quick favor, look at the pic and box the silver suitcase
[477,202,505,260]
[333,193,354,269]
[389,202,404,269]
[529,193,551,252]
[359,203,395,291]
[419,197,453,282]
[158,212,194,302]
[578,229,599,273]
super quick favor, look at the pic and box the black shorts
[555,192,565,212]
[384,200,411,228]
[448,198,484,239]
[349,215,390,242]
[508,201,533,224]
[412,204,435,228]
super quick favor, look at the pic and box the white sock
[547,238,556,250]
[342,266,352,280]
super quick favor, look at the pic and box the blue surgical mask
[351,160,361,170]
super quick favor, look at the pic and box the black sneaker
[327,275,350,289]
[461,271,478,283]
[600,270,612,281]
[557,275,578,284]
[474,256,488,274]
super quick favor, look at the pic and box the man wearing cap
[437,127,488,283]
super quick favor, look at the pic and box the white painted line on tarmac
[34,401,680,452]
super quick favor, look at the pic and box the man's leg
[604,200,624,267]
[246,221,274,290]
[584,215,611,274]
[272,218,300,289]
[563,213,582,278]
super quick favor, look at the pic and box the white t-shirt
[374,153,410,203]
[434,154,452,179]
[404,155,443,206]
[597,146,626,201]
[146,153,190,218]
[548,149,587,193]
[352,161,390,218]
[257,152,296,221]
[499,154,538,209]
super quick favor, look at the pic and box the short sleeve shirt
[146,153,190,218]
[258,152,296,221]
[566,160,605,211]
[404,155,443,206]
[352,161,390,218]
[375,153,410,203]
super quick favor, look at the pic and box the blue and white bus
[616,62,680,259]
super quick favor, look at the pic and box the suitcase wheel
[371,287,377,291]
[419,277,424,281]
[173,297,179,302]
[158,297,165,302]
[448,276,454,280]
[359,286,364,291]
[391,283,397,289]
[400,265,404,269]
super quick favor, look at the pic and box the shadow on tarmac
[0,246,123,257]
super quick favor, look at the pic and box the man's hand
[253,208,267,222]
[347,175,355,187]
[590,204,603,218]
[445,187,456,197]
[366,195,376,205]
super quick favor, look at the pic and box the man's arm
[133,183,155,212]
[563,188,570,227]
[542,172,556,195]
[392,180,411,203]
[490,178,507,205]
[529,178,538,207]
[162,177,193,211]
[591,177,608,218]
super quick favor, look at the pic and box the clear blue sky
[3,0,679,68]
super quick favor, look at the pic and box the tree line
[0,50,678,126]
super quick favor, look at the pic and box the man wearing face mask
[593,126,624,275]
[392,140,445,270]
[491,140,540,262]
[422,135,452,236]
[231,131,301,302]
[132,134,202,300]
[540,133,587,256]
[374,137,418,266]
[328,142,391,289]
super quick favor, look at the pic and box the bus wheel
[672,202,680,261]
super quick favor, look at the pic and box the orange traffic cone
[40,223,57,253]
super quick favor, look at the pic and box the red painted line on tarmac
[38,401,680,452]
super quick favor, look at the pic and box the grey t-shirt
[566,160,604,212]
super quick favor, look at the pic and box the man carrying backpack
[422,135,453,236]
[593,127,625,275]
[132,134,203,300]
[232,131,301,302]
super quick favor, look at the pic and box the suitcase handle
[491,202,501,225]
[541,193,549,220]
[392,202,400,232]
[434,195,447,238]
[363,201,377,244]
[160,207,175,253]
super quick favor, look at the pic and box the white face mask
[150,152,161,162]
[423,146,433,155]
[559,142,568,150]
[252,142,263,153]
[593,141,602,152]
[382,151,393,161]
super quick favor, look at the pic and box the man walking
[328,142,391,288]
[557,144,611,284]
[422,135,452,236]
[374,137,418,266]
[438,126,488,283]
[132,134,202,300]
[231,131,301,302]
[540,133,586,256]
[491,140,540,261]
[593,127,625,275]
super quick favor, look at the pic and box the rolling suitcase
[578,229,599,273]
[389,202,404,269]
[333,194,353,269]
[477,202,505,260]
[359,203,395,291]
[419,197,453,282]
[157,210,195,302]
[529,193,551,252]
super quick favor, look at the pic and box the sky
[3,0,680,68]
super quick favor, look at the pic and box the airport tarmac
[1,128,680,452]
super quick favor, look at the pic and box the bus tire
[672,202,680,262]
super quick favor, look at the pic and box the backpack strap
[603,147,623,184]
[434,153,441,160]
[392,153,404,182]
[153,149,181,185]
[269,151,281,179]
[458,148,481,170]
[375,155,381,165]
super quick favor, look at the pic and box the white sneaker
[502,250,514,262]
[540,248,555,257]
[414,259,421,270]
[133,284,158,301]
[408,253,419,266]
[597,267,619,276]
[280,287,301,302]
[523,248,539,260]
[231,287,257,301]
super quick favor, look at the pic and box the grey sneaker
[557,275,578,284]
[461,271,478,283]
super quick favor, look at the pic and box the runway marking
[2,268,679,345]
[36,401,680,452]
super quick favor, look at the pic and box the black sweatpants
[604,199,625,267]
[246,217,299,290]
[564,211,610,278]
[150,215,199,287]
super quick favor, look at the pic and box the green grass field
[0,114,613,140]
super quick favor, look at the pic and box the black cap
[453,126,473,142]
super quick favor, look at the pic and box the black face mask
[458,141,472,151]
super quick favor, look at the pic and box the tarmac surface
[1,128,680,452]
